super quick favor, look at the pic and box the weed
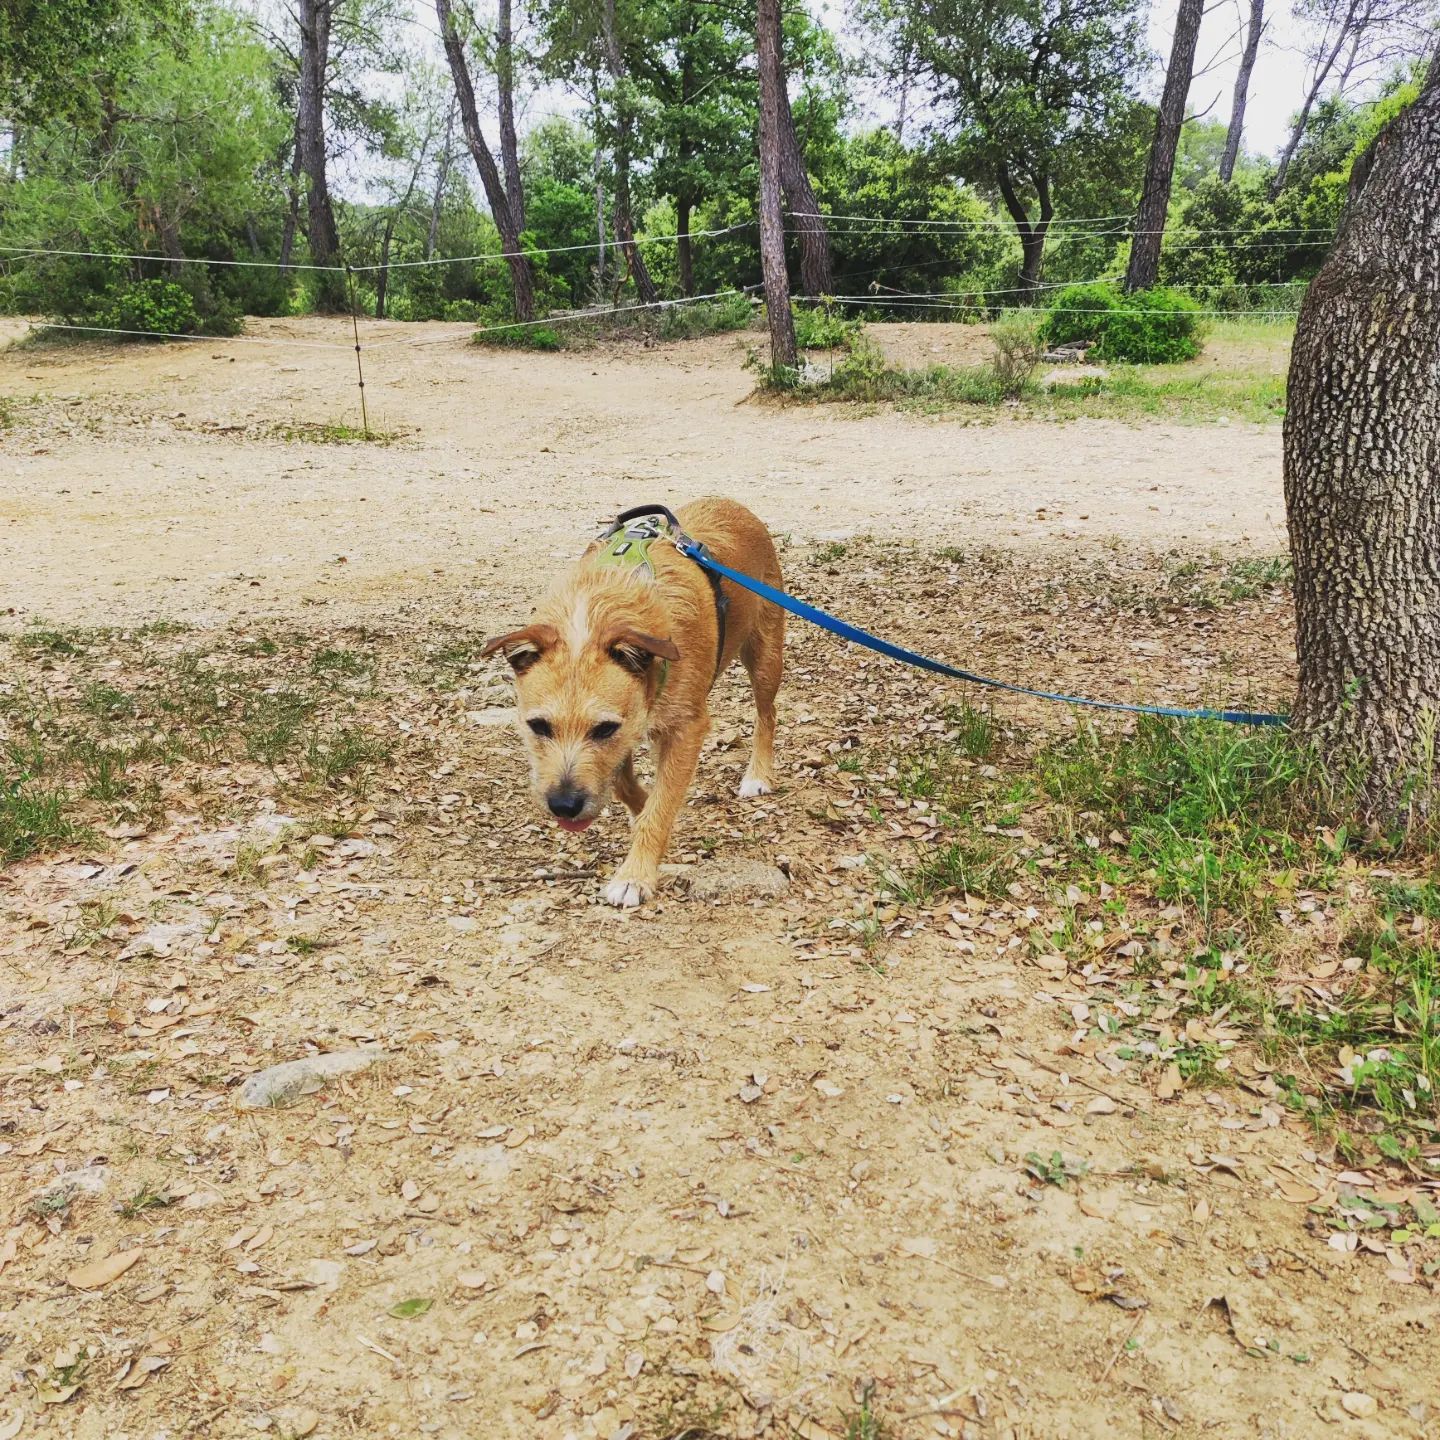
[243,690,317,765]
[1,777,82,862]
[17,626,86,656]
[946,701,998,759]
[267,420,396,444]
[302,727,389,792]
[80,682,136,720]
[1024,1151,1088,1187]
[841,1383,891,1440]
[30,1184,78,1221]
[311,647,371,680]
[118,1186,173,1219]
[892,827,1016,902]
[814,540,849,563]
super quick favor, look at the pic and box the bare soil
[1,321,1434,1440]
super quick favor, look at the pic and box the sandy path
[1,318,1285,628]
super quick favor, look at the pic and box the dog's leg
[603,718,707,907]
[738,607,784,798]
[614,753,649,817]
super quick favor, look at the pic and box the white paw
[602,876,653,908]
[738,775,774,799]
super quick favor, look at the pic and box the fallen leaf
[387,1296,434,1319]
[0,1408,24,1439]
[67,1248,143,1290]
[1156,1063,1182,1101]
[116,1356,169,1391]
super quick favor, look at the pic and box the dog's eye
[589,721,621,742]
[526,717,553,739]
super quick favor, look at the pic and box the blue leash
[674,538,1288,729]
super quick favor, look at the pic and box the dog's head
[482,612,679,831]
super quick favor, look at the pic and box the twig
[1015,1047,1126,1104]
[1089,1314,1143,1399]
[356,1333,402,1365]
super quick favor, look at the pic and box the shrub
[659,291,753,340]
[474,323,561,350]
[1101,286,1204,363]
[1042,283,1121,347]
[988,311,1044,397]
[1044,283,1204,364]
[794,303,861,350]
[99,278,202,337]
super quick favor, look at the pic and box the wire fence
[2,209,1323,428]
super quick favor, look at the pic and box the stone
[687,858,789,903]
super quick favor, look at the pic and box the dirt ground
[1,321,1435,1440]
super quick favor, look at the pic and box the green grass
[1,777,84,862]
[267,420,395,444]
[784,315,1293,423]
[841,1386,891,1440]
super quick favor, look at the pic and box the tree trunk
[297,0,343,305]
[497,0,524,234]
[1221,0,1265,182]
[426,100,456,260]
[376,140,430,320]
[1271,0,1359,196]
[676,196,694,296]
[1284,55,1440,822]
[757,0,796,369]
[435,0,535,321]
[600,0,659,305]
[1126,0,1204,292]
[776,68,832,296]
[996,166,1051,296]
[280,126,302,271]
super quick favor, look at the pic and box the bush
[1042,283,1121,347]
[988,311,1044,397]
[100,278,202,337]
[793,303,861,350]
[1101,287,1204,363]
[474,323,561,350]
[1044,283,1204,364]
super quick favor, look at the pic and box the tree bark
[280,120,302,271]
[1221,0,1265,182]
[757,0,796,369]
[600,0,659,305]
[1126,0,1204,292]
[676,196,694,296]
[776,66,832,296]
[435,0,535,321]
[1284,54,1440,822]
[996,166,1051,295]
[497,0,524,233]
[297,0,343,305]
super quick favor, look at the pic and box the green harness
[592,508,729,692]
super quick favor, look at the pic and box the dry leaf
[116,1356,169,1391]
[67,1247,143,1290]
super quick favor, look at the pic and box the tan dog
[482,498,784,907]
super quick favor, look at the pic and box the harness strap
[599,506,728,686]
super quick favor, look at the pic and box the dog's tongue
[556,816,594,834]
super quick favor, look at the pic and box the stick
[345,264,370,439]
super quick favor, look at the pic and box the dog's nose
[547,787,588,820]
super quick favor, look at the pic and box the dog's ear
[606,627,681,677]
[481,623,559,674]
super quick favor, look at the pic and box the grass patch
[266,420,397,445]
[1,776,84,862]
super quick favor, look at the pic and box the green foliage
[813,129,1016,297]
[1045,284,1203,363]
[793,304,861,350]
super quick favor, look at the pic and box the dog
[482,498,784,907]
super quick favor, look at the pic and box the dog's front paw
[738,775,774,799]
[602,873,654,908]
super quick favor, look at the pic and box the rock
[236,1049,387,1109]
[1342,1393,1377,1419]
[687,858,789,903]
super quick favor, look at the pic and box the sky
[398,0,1363,171]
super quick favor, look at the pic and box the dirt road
[1,318,1285,629]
